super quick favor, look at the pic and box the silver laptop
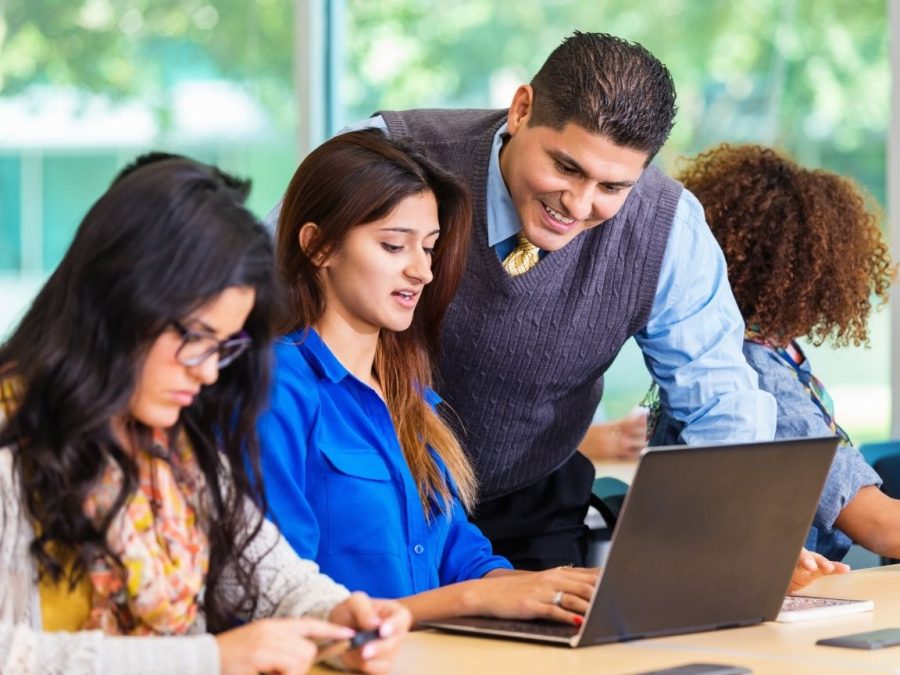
[423,436,839,647]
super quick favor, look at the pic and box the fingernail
[573,616,584,626]
[379,622,394,638]
[362,643,377,659]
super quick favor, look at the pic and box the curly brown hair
[677,143,894,348]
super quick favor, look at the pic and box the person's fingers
[554,566,600,581]
[373,599,411,638]
[332,600,409,674]
[623,423,646,438]
[551,568,600,591]
[293,617,357,641]
[797,549,819,571]
[806,550,838,574]
[344,592,383,630]
[342,634,405,674]
[269,621,319,675]
[624,413,648,431]
[554,590,591,615]
[539,601,586,626]
[559,580,597,603]
[621,446,643,458]
[218,619,321,675]
[530,569,598,605]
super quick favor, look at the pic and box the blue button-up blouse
[256,329,512,598]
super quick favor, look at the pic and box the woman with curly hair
[650,143,898,564]
[0,155,408,674]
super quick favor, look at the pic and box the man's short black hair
[529,32,677,161]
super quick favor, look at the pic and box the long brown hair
[275,129,476,514]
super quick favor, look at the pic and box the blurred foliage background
[0,0,890,440]
[340,0,890,441]
[340,0,887,203]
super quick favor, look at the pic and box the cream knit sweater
[0,447,350,675]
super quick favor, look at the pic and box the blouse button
[413,544,425,555]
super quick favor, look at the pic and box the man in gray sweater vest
[378,31,777,570]
[271,32,776,570]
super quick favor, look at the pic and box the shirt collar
[287,328,445,405]
[486,122,522,247]
[287,328,350,384]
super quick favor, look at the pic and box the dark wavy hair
[529,31,677,162]
[0,156,279,632]
[275,128,477,515]
[677,144,895,347]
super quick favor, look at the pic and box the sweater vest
[382,108,682,500]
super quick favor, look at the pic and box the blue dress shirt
[256,329,512,598]
[268,116,776,443]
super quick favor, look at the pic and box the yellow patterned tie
[501,231,540,276]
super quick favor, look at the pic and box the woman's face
[128,285,256,430]
[318,190,440,334]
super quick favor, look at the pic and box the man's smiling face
[499,85,649,252]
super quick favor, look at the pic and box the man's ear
[507,84,534,135]
[298,221,330,266]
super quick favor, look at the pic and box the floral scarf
[81,428,210,635]
[2,376,210,635]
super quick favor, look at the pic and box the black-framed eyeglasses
[170,320,252,369]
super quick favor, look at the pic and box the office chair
[859,440,900,469]
[589,476,629,532]
[859,440,900,565]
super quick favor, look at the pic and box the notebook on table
[423,437,841,647]
[776,594,873,622]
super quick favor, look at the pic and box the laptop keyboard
[447,616,580,639]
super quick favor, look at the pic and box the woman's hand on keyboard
[788,548,849,593]
[465,567,600,625]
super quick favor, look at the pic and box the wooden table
[313,566,900,674]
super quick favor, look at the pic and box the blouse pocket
[318,446,399,556]
[320,445,391,481]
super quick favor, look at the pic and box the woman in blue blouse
[257,129,598,625]
[650,143,900,564]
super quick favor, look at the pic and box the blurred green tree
[0,0,295,129]
[341,0,887,201]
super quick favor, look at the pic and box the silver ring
[552,590,564,607]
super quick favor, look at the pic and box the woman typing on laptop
[256,129,600,626]
[649,143,899,569]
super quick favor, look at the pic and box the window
[337,0,889,440]
[0,1,299,336]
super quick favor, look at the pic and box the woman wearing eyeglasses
[256,130,599,626]
[0,155,409,674]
